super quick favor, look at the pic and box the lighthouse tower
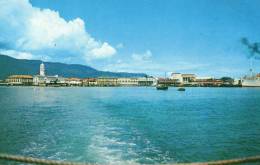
[40,62,45,76]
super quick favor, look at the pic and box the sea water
[0,87,260,164]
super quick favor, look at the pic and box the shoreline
[0,85,256,88]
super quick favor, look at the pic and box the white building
[117,78,139,86]
[170,73,196,85]
[33,62,65,86]
[196,76,214,81]
[170,73,183,83]
[65,78,82,86]
[137,77,156,86]
[40,62,45,76]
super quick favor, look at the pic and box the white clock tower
[40,62,45,76]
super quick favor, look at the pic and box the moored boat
[178,87,185,91]
[156,72,169,90]
[156,84,168,90]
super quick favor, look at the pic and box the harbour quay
[3,76,156,87]
[2,62,156,87]
[0,62,248,87]
[157,73,242,87]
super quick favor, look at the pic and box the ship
[241,73,260,87]
[240,38,260,87]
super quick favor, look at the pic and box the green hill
[0,55,146,80]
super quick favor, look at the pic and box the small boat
[178,87,185,91]
[156,72,169,90]
[156,84,168,90]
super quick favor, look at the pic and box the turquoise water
[0,87,260,164]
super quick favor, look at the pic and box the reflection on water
[0,87,260,164]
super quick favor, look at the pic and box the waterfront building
[170,73,227,87]
[33,62,46,85]
[65,78,82,86]
[170,73,182,83]
[33,75,66,86]
[33,75,45,86]
[33,62,66,86]
[0,79,8,86]
[182,74,196,84]
[137,77,156,86]
[6,75,33,86]
[40,62,45,76]
[96,77,118,86]
[117,78,139,86]
[82,78,97,86]
[83,77,156,87]
[46,75,66,85]
[220,77,235,86]
[171,73,196,85]
[157,78,177,86]
[195,77,222,87]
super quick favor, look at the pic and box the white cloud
[132,50,152,63]
[116,43,124,49]
[90,42,116,59]
[103,50,164,75]
[0,0,116,61]
[0,49,34,59]
[103,50,211,76]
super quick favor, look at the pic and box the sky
[0,0,260,77]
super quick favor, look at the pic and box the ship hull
[242,79,260,87]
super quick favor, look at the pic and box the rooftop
[8,75,33,79]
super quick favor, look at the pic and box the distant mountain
[0,55,147,79]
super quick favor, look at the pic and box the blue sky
[1,0,260,77]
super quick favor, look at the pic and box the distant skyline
[1,0,260,77]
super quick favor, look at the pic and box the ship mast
[250,58,253,77]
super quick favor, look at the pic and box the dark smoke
[241,37,260,59]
